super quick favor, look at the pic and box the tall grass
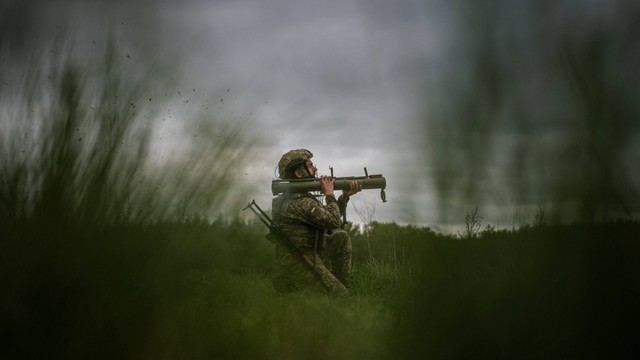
[401,2,640,355]
[0,35,259,359]
[390,220,640,358]
[422,0,640,225]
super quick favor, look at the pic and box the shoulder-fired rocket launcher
[271,167,387,202]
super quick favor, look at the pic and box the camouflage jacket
[272,193,348,249]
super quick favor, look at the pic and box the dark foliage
[393,220,640,359]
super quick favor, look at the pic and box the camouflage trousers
[272,230,352,296]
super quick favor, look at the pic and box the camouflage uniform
[271,149,352,295]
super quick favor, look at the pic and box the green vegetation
[393,220,640,358]
[3,206,639,359]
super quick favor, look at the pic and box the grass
[391,221,640,359]
[1,219,400,360]
[142,269,394,360]
[5,216,640,359]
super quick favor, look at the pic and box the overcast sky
[107,0,445,227]
[154,0,442,227]
[4,0,639,232]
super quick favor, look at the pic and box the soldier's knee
[328,230,351,252]
[331,230,350,242]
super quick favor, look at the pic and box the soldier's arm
[291,196,342,230]
[337,180,360,217]
[337,194,349,217]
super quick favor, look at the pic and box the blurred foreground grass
[3,214,639,359]
[2,220,398,360]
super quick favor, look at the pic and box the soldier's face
[304,160,317,177]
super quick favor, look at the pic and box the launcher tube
[272,175,386,195]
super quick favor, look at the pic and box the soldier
[271,149,361,295]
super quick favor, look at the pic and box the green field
[3,211,639,359]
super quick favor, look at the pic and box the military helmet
[277,149,313,179]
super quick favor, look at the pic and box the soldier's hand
[320,175,335,196]
[342,180,362,198]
